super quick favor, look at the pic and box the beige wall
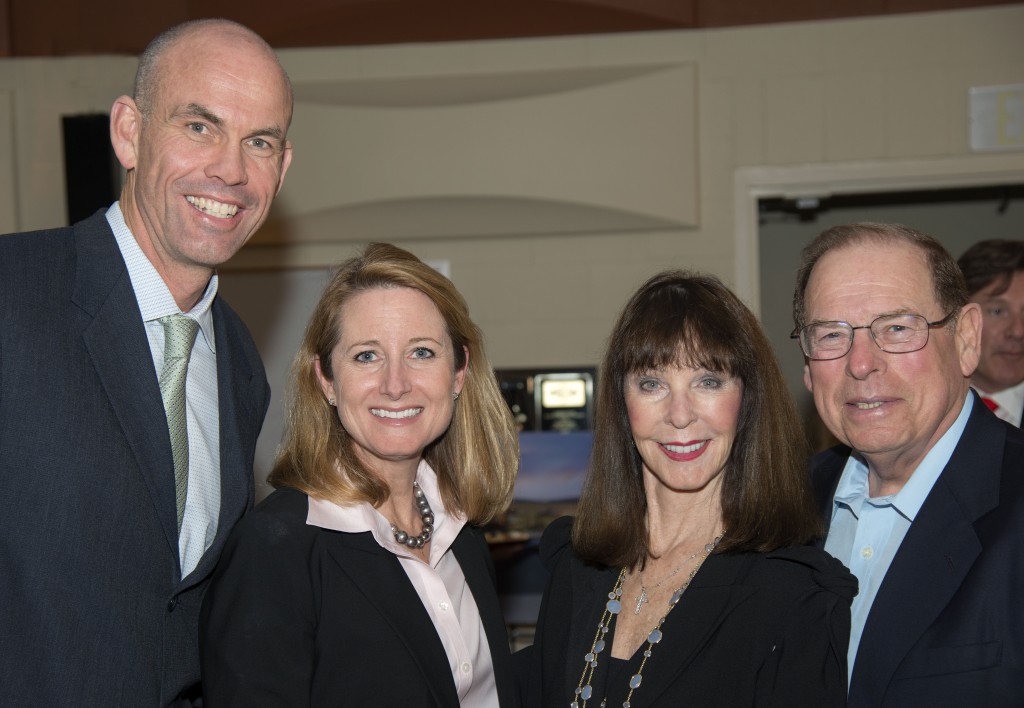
[0,57,135,233]
[1,5,1022,375]
[252,4,1024,369]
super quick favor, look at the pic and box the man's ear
[956,303,983,378]
[803,362,813,393]
[276,142,293,196]
[110,96,141,171]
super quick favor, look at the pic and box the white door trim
[734,153,1024,315]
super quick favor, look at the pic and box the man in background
[958,239,1024,427]
[0,19,292,706]
[792,222,1024,707]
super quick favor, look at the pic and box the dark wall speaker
[62,113,120,225]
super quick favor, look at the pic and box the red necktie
[981,396,1000,413]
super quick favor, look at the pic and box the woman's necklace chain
[633,542,709,615]
[571,533,721,708]
[391,482,434,548]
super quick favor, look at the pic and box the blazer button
[167,597,178,612]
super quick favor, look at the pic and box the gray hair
[792,222,968,330]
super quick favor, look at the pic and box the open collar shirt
[824,393,974,683]
[307,459,498,708]
[107,202,221,580]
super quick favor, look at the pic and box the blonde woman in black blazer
[201,244,519,706]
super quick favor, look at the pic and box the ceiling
[2,0,1020,57]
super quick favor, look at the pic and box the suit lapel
[72,215,181,562]
[324,532,461,706]
[850,399,1003,706]
[181,303,259,586]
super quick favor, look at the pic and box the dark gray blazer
[812,393,1024,707]
[200,486,518,707]
[0,210,270,706]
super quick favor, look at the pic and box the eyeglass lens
[801,314,930,359]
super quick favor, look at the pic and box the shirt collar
[306,459,466,566]
[832,393,974,522]
[973,380,1024,417]
[106,202,217,354]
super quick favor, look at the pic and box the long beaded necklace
[571,535,720,708]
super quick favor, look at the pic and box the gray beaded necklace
[391,482,434,548]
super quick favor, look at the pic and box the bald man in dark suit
[0,19,292,706]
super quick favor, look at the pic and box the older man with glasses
[791,222,1024,708]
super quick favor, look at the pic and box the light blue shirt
[107,203,221,579]
[824,393,974,681]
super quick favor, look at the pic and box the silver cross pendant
[634,587,648,614]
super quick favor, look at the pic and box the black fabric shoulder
[226,486,319,554]
[764,545,858,601]
[212,293,266,374]
[538,516,574,571]
[254,485,311,518]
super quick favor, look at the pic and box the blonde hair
[268,243,518,524]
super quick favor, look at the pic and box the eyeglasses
[791,311,958,361]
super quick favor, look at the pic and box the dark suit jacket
[199,486,518,707]
[516,517,855,707]
[812,393,1024,707]
[0,210,270,706]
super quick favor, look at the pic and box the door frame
[734,153,1024,315]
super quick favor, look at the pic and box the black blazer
[200,486,518,707]
[812,393,1024,707]
[0,211,270,706]
[516,517,855,707]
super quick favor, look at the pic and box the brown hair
[268,243,518,524]
[792,222,968,330]
[573,270,820,569]
[957,239,1024,298]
